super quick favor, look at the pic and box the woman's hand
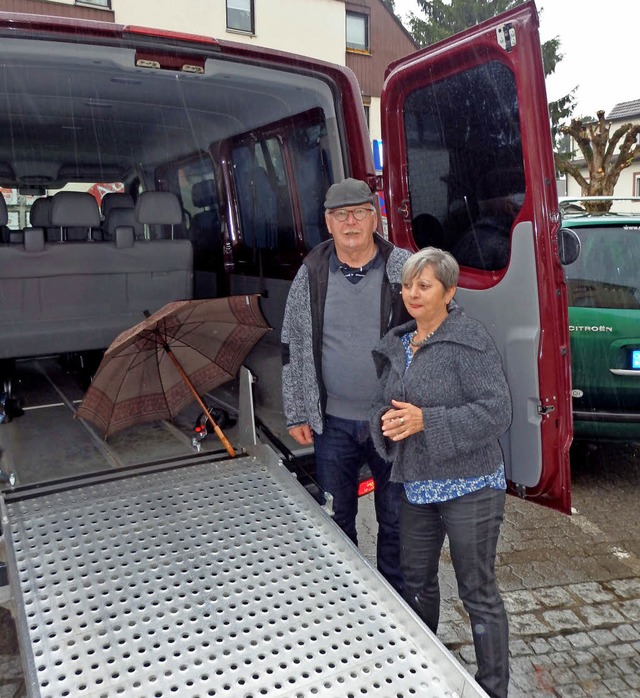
[381,399,424,441]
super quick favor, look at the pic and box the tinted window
[231,138,296,277]
[564,225,640,309]
[404,61,525,271]
[290,122,332,250]
[230,111,331,279]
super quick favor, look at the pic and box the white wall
[368,96,381,143]
[565,165,640,213]
[110,0,346,65]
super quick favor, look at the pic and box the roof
[559,197,640,223]
[606,98,640,121]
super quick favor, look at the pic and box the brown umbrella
[75,295,270,456]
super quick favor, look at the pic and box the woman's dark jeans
[400,486,509,698]
[313,414,403,593]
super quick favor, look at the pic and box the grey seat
[135,191,183,240]
[50,191,101,242]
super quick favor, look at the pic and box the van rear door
[381,1,572,513]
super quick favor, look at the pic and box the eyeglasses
[329,207,376,222]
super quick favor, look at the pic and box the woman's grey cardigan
[369,301,512,483]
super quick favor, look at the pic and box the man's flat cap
[324,178,375,209]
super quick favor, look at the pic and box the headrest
[50,191,101,227]
[24,227,45,252]
[30,197,51,226]
[135,191,183,225]
[104,206,143,240]
[192,180,217,209]
[114,226,135,249]
[0,193,7,226]
[101,192,134,216]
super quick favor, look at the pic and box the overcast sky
[391,0,637,118]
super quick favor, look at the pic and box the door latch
[496,23,516,52]
[537,403,556,416]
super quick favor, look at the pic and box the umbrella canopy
[76,295,270,449]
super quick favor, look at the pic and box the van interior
[0,20,352,482]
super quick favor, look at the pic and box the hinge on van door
[513,483,526,499]
[496,23,516,52]
[537,403,555,416]
[367,174,382,194]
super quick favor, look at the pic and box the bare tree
[556,111,640,213]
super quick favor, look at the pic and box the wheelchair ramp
[3,447,486,697]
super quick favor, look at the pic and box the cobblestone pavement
[2,443,639,697]
[356,441,640,697]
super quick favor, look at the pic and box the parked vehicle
[560,197,640,443]
[0,3,573,695]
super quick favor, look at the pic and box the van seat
[136,191,183,240]
[50,191,101,242]
[0,232,193,360]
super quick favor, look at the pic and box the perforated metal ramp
[3,446,486,698]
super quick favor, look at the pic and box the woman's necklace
[408,329,435,348]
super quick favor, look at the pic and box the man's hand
[288,423,314,445]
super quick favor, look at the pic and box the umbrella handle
[163,343,236,458]
[203,406,236,458]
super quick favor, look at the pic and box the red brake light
[357,478,375,497]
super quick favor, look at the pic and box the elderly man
[281,178,410,591]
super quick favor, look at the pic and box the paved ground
[2,442,639,697]
[355,441,640,697]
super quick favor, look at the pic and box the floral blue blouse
[401,332,506,504]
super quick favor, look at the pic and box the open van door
[381,1,572,513]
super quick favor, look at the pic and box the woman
[369,247,512,698]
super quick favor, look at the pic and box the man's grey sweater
[281,233,410,433]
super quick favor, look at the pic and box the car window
[564,224,640,309]
[403,60,525,271]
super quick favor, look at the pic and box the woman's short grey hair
[401,247,459,289]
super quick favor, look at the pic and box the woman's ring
[400,417,405,425]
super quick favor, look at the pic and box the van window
[290,122,332,250]
[564,225,640,309]
[229,109,332,279]
[231,138,295,274]
[403,60,525,272]
[158,156,223,297]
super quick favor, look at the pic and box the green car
[561,199,640,442]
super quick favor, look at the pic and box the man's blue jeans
[313,414,403,592]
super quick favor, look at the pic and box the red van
[0,2,571,511]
